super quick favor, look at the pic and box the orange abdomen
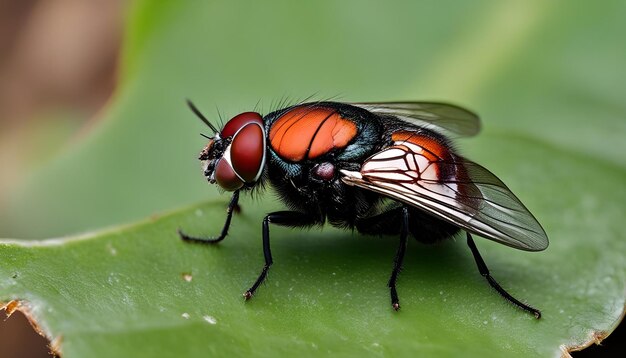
[269,106,358,162]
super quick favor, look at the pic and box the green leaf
[2,138,625,356]
[1,0,625,356]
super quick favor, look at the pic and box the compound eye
[215,158,244,191]
[231,123,265,182]
[221,112,263,138]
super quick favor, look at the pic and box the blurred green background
[0,1,625,357]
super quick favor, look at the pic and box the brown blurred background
[0,0,123,216]
[0,1,125,357]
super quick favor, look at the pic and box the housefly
[179,100,548,318]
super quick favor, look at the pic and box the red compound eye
[231,123,265,182]
[215,158,244,191]
[221,112,263,138]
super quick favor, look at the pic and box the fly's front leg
[178,190,240,244]
[244,211,320,300]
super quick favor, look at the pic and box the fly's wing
[340,133,548,251]
[353,102,480,137]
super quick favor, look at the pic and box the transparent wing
[340,141,548,251]
[353,102,480,137]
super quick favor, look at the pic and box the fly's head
[192,104,266,191]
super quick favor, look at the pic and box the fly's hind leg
[466,232,541,319]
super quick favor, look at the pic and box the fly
[179,99,548,318]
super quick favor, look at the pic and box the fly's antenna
[187,99,219,133]
[200,133,213,140]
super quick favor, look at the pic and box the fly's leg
[178,190,240,244]
[355,206,409,311]
[244,211,320,300]
[466,232,542,319]
[388,207,409,311]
